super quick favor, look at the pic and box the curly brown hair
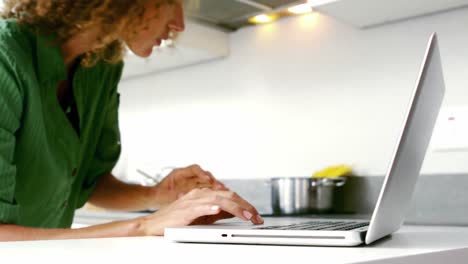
[1,0,176,67]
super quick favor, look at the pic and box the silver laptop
[165,33,446,246]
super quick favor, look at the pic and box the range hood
[184,0,309,31]
[185,0,468,31]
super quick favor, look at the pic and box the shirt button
[62,200,68,208]
[72,168,77,177]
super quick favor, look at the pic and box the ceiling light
[307,0,339,6]
[248,14,277,24]
[288,3,313,14]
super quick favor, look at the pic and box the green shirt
[0,19,123,228]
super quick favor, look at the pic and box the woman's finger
[205,171,228,190]
[181,188,263,224]
[179,189,249,223]
[215,191,263,224]
[194,194,261,225]
[171,165,227,191]
[191,211,234,225]
[196,182,214,189]
[214,181,229,191]
[185,204,223,224]
[188,164,213,183]
[172,165,212,184]
[213,196,259,224]
[204,170,218,184]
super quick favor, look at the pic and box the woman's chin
[142,47,153,58]
[130,47,153,58]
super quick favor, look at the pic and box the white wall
[114,7,468,182]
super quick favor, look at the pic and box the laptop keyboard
[254,221,369,231]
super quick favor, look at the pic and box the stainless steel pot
[271,177,346,215]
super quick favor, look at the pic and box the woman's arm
[0,187,264,241]
[87,173,155,212]
[0,219,141,242]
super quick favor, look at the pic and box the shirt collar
[34,32,67,85]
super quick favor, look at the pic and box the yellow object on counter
[312,164,353,178]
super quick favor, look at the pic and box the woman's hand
[135,188,264,236]
[148,164,228,208]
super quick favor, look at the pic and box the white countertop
[2,220,468,264]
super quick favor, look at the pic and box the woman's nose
[168,3,185,32]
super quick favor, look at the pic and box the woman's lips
[155,34,170,46]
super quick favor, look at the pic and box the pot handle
[310,177,347,187]
[333,177,347,187]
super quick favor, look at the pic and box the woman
[0,0,263,241]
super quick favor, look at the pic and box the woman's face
[122,0,185,58]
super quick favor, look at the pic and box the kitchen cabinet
[315,0,468,28]
[182,0,468,30]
